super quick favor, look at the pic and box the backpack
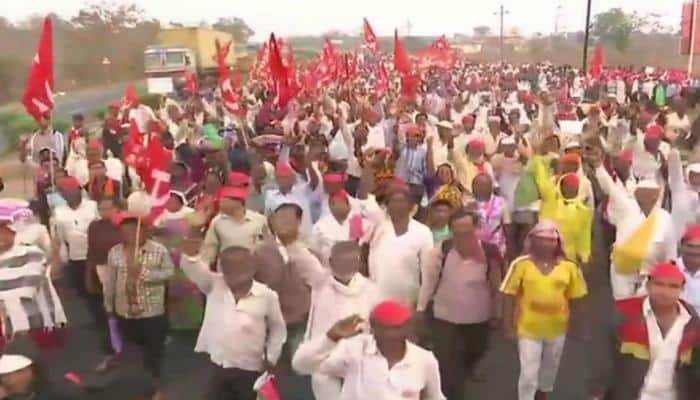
[425,239,503,320]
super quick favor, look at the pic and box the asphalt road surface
[36,219,615,400]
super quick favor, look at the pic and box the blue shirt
[396,145,427,185]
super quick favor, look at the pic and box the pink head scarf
[523,219,567,260]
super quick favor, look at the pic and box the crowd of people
[1,54,700,400]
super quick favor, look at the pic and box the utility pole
[554,3,563,35]
[582,0,593,73]
[494,5,509,62]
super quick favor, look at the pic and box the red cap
[682,224,700,242]
[618,149,634,162]
[468,139,486,151]
[405,124,422,137]
[462,115,475,125]
[648,261,685,283]
[560,173,580,188]
[645,124,664,139]
[275,162,295,177]
[87,138,104,151]
[108,101,121,109]
[228,171,251,186]
[57,176,82,191]
[330,189,350,203]
[323,173,345,184]
[370,299,413,326]
[217,186,249,201]
[560,153,581,165]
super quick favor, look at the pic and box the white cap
[499,136,517,146]
[564,140,581,150]
[436,120,453,129]
[636,179,660,190]
[0,355,32,374]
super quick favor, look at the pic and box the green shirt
[432,226,452,244]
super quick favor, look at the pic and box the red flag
[363,18,379,52]
[22,16,54,121]
[376,62,390,96]
[184,68,198,94]
[431,35,451,50]
[232,69,243,90]
[401,73,420,98]
[269,34,288,83]
[123,120,147,172]
[322,37,338,65]
[394,30,411,76]
[589,45,605,79]
[214,39,233,80]
[123,83,139,107]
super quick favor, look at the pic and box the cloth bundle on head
[499,136,516,146]
[648,261,685,283]
[524,219,566,258]
[370,299,413,326]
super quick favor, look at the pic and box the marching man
[590,261,700,400]
[292,299,445,399]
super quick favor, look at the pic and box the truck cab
[144,45,196,78]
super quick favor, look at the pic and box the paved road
[36,226,615,400]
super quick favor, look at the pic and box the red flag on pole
[184,68,198,94]
[123,83,139,107]
[394,30,411,76]
[363,18,379,52]
[269,34,288,83]
[22,16,54,121]
[589,45,605,79]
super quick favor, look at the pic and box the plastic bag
[514,161,540,208]
[254,372,281,400]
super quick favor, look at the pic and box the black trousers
[206,364,259,400]
[345,175,360,197]
[66,260,112,354]
[431,318,490,400]
[117,314,168,378]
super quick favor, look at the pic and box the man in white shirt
[52,176,98,307]
[180,239,287,400]
[310,190,366,265]
[292,300,445,400]
[587,150,675,299]
[679,224,700,316]
[590,261,700,400]
[293,241,380,400]
[264,162,318,241]
[362,183,434,307]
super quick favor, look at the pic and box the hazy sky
[4,0,687,41]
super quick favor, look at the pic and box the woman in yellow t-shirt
[500,219,588,400]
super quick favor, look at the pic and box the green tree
[591,8,645,53]
[212,17,255,44]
